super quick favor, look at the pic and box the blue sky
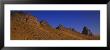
[16,10,100,35]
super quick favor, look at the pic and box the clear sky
[20,10,100,35]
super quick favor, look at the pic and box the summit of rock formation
[82,26,93,36]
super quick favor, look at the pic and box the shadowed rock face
[82,26,89,35]
[82,26,93,36]
[56,24,65,30]
[11,12,100,40]
[40,20,51,27]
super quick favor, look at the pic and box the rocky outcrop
[82,26,93,36]
[56,24,77,32]
[40,20,51,27]
[56,24,65,30]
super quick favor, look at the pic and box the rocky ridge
[11,12,100,40]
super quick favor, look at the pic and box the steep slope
[11,12,100,40]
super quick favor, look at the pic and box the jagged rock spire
[82,26,93,35]
[82,26,88,34]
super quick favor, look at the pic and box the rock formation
[11,11,100,40]
[56,24,65,30]
[40,20,51,27]
[82,26,93,36]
